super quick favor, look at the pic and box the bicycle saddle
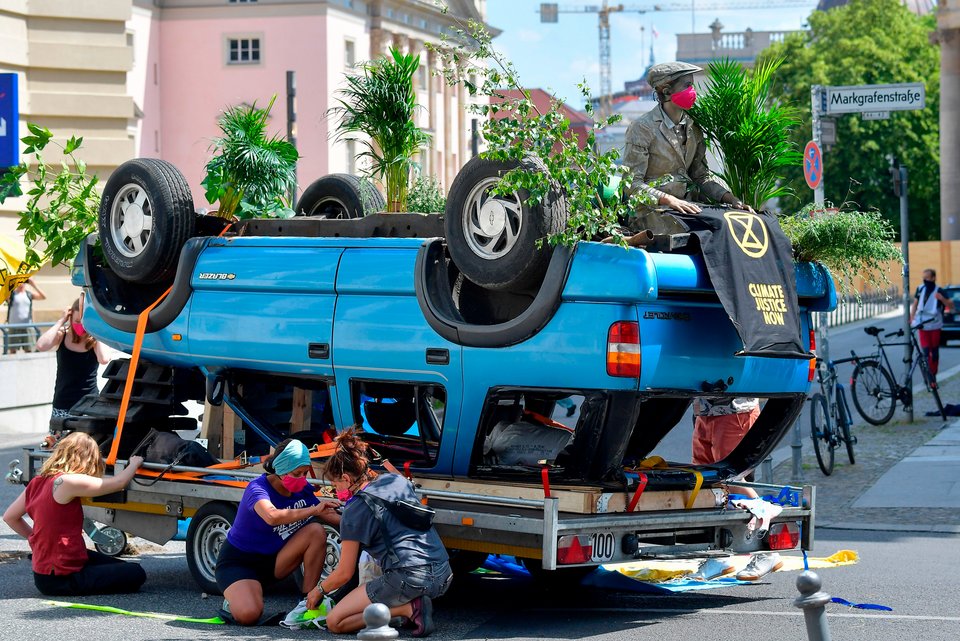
[864,326,882,336]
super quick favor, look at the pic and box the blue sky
[484,0,819,108]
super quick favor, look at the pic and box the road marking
[535,607,960,622]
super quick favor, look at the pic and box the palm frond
[690,57,801,210]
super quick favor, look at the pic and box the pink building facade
[128,0,490,207]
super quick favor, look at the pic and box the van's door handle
[425,348,449,365]
[308,343,330,359]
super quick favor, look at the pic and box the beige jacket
[622,105,730,204]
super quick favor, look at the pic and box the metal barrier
[0,322,54,355]
[825,286,900,328]
[794,570,832,641]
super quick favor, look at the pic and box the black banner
[677,208,807,358]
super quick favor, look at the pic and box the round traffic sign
[803,141,823,190]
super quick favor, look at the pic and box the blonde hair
[39,432,105,478]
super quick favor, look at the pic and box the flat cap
[647,61,702,89]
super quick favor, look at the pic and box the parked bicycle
[810,355,858,475]
[849,321,947,425]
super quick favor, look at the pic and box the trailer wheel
[297,174,385,218]
[186,501,237,595]
[445,156,567,292]
[93,527,128,557]
[99,158,195,284]
[291,525,358,601]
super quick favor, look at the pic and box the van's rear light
[556,534,593,565]
[767,522,801,550]
[807,329,817,382]
[607,322,641,377]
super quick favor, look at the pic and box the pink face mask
[281,475,309,493]
[335,488,353,502]
[671,86,697,110]
[71,321,86,337]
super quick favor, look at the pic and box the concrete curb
[818,522,960,535]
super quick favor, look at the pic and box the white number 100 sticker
[590,532,616,562]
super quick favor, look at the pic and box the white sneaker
[689,557,736,580]
[736,553,783,581]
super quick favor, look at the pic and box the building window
[386,8,394,18]
[417,65,427,90]
[345,39,356,67]
[228,37,261,64]
[419,18,428,29]
[351,380,447,466]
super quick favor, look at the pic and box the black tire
[186,501,237,595]
[99,158,195,284]
[836,386,856,465]
[290,525,359,601]
[851,360,896,425]
[92,526,128,557]
[297,174,385,218]
[809,394,835,476]
[445,156,568,292]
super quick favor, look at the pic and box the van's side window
[350,380,445,466]
[475,391,586,472]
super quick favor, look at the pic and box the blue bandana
[272,440,311,476]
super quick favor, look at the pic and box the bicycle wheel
[916,352,947,420]
[835,385,856,465]
[851,360,896,425]
[810,394,835,475]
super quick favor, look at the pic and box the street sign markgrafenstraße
[824,82,925,115]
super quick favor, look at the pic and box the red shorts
[691,407,761,465]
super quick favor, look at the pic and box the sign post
[0,73,19,169]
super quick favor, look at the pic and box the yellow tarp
[0,234,37,305]
[606,550,859,583]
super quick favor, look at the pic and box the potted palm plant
[330,48,430,212]
[202,95,299,220]
[691,57,902,294]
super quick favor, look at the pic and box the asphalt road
[653,313,960,463]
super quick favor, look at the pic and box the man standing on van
[910,268,954,384]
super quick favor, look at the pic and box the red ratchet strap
[402,461,413,480]
[107,223,234,467]
[627,472,649,512]
[540,466,552,498]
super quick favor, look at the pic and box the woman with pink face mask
[623,61,752,224]
[35,296,109,444]
[308,429,451,637]
[215,438,340,625]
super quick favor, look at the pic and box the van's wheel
[445,156,567,292]
[297,174,385,218]
[186,501,237,595]
[292,525,358,601]
[98,158,195,284]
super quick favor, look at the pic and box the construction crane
[538,1,817,116]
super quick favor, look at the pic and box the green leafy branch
[428,9,654,247]
[0,123,100,270]
[780,203,903,299]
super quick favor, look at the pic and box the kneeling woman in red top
[3,432,147,596]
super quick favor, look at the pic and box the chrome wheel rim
[110,183,154,258]
[462,177,523,260]
[305,196,349,219]
[321,525,342,581]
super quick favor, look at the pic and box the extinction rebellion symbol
[723,211,769,259]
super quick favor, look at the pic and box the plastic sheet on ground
[584,550,859,594]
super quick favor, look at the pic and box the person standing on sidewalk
[4,277,46,353]
[910,268,954,384]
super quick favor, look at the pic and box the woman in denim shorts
[306,429,452,637]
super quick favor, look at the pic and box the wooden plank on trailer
[200,401,224,459]
[415,477,724,514]
[222,403,240,460]
[290,388,313,433]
